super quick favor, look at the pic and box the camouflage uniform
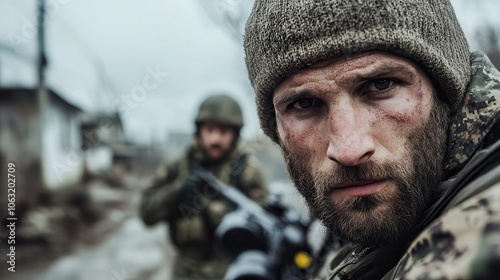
[141,140,268,280]
[140,95,268,280]
[323,52,500,279]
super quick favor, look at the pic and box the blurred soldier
[244,0,500,279]
[140,94,268,280]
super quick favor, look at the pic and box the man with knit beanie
[244,0,500,279]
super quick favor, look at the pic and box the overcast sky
[0,0,499,144]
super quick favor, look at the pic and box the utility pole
[38,0,48,188]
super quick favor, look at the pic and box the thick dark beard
[198,137,239,166]
[280,98,450,246]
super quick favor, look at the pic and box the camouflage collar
[444,52,500,172]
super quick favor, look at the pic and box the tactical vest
[169,153,249,261]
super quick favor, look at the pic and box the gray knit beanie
[244,0,470,142]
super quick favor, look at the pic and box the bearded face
[281,98,449,245]
[272,52,450,245]
[198,122,237,161]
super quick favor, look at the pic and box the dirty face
[273,52,449,245]
[199,122,237,160]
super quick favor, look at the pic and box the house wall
[0,96,42,215]
[80,115,125,175]
[42,95,84,189]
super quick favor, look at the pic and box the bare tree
[197,0,254,44]
[459,0,500,68]
[196,0,257,99]
[475,24,500,68]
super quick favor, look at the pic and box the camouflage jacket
[140,139,268,259]
[325,52,500,280]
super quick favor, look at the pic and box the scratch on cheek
[386,112,411,124]
[385,102,417,124]
[385,84,426,125]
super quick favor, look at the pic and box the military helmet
[195,94,243,128]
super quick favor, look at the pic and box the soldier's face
[199,122,236,160]
[273,52,450,245]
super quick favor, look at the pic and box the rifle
[191,164,314,280]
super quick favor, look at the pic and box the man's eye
[367,79,393,91]
[292,98,318,109]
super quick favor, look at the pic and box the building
[81,112,125,175]
[0,87,84,217]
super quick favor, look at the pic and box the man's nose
[207,130,223,142]
[326,102,375,166]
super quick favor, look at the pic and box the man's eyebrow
[350,64,416,82]
[273,90,306,106]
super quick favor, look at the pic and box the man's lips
[330,180,388,197]
[208,146,223,154]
